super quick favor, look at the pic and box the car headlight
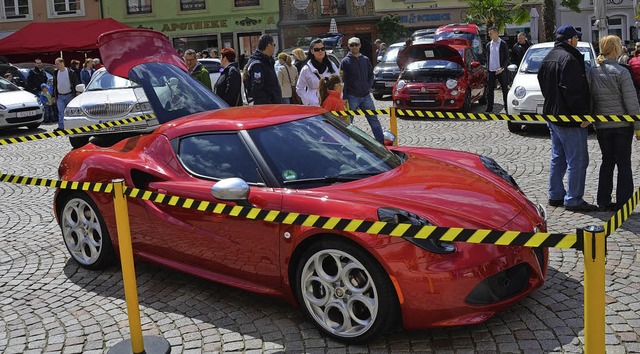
[514,86,526,99]
[396,80,406,90]
[446,79,458,89]
[377,207,455,254]
[133,101,152,111]
[373,67,381,75]
[64,106,84,117]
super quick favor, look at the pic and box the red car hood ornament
[97,28,187,79]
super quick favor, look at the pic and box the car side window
[177,133,263,184]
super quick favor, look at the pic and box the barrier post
[390,107,398,146]
[580,225,606,354]
[108,179,170,354]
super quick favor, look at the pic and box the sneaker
[548,199,564,207]
[565,202,598,212]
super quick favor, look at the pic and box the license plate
[16,110,37,118]
[384,82,395,87]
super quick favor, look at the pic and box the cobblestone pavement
[1,95,639,353]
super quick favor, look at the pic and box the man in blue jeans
[340,37,384,143]
[537,25,597,212]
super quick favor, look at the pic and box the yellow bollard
[390,107,398,146]
[581,225,606,354]
[112,179,145,353]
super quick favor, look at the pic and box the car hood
[295,148,529,230]
[397,40,466,70]
[68,89,138,108]
[511,72,540,92]
[0,90,39,107]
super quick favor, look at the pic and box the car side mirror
[507,64,517,72]
[211,177,252,207]
[470,61,481,69]
[75,84,85,93]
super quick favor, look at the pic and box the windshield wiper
[282,172,381,185]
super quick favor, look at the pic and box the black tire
[478,87,487,105]
[295,238,398,343]
[462,90,472,112]
[58,192,116,270]
[373,93,383,100]
[69,136,90,149]
[25,122,41,130]
[507,121,521,133]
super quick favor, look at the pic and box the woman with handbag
[276,53,299,104]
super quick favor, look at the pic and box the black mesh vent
[465,263,530,305]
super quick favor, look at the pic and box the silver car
[64,67,156,148]
[0,77,43,130]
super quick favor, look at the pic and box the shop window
[47,0,84,17]
[127,0,152,14]
[2,0,32,21]
[180,0,205,11]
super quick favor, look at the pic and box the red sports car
[54,29,547,343]
[393,39,487,112]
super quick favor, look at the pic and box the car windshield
[381,46,402,63]
[87,70,139,91]
[520,46,595,73]
[435,31,477,43]
[199,60,221,73]
[0,78,20,92]
[248,114,403,188]
[128,62,228,124]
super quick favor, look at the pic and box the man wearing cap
[538,25,596,212]
[340,36,384,143]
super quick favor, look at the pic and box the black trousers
[486,71,509,113]
[596,126,634,206]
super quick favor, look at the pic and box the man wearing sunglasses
[340,37,384,143]
[245,34,282,104]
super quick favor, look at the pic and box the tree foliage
[376,14,407,45]
[464,0,530,32]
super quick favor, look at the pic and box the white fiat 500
[0,77,43,131]
[506,41,596,132]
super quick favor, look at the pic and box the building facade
[0,0,102,39]
[102,0,279,62]
[557,0,638,45]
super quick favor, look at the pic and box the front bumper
[63,113,157,135]
[0,107,43,129]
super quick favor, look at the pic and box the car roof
[530,41,592,49]
[155,105,328,140]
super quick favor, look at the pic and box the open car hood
[98,29,187,79]
[397,39,468,70]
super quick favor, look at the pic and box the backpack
[242,58,258,104]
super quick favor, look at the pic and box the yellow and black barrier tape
[0,113,156,146]
[604,188,640,236]
[1,172,579,249]
[331,108,640,124]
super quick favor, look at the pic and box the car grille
[6,115,41,124]
[83,102,134,118]
[379,72,399,79]
[8,106,40,113]
[465,263,530,305]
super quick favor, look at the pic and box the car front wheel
[295,239,398,343]
[59,192,116,270]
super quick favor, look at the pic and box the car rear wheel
[295,239,398,343]
[59,192,116,270]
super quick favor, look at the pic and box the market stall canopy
[0,18,131,55]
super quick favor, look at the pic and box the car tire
[295,238,398,343]
[462,90,472,112]
[69,136,90,149]
[59,192,116,270]
[478,88,487,105]
[507,121,522,133]
[373,93,383,100]
[25,122,41,130]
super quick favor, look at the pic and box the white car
[0,77,43,130]
[506,41,597,132]
[64,67,156,148]
[198,58,221,90]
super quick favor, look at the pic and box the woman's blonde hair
[278,52,292,66]
[597,35,622,65]
[291,48,305,62]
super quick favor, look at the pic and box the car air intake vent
[83,102,134,118]
[465,263,530,305]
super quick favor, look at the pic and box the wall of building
[557,0,637,45]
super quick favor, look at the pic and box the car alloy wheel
[296,239,397,343]
[60,192,116,269]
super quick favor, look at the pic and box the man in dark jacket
[511,32,532,67]
[484,27,510,113]
[537,25,596,212]
[214,48,242,106]
[340,36,383,143]
[53,57,80,131]
[27,59,48,95]
[246,34,282,104]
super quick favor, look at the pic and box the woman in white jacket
[296,38,340,106]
